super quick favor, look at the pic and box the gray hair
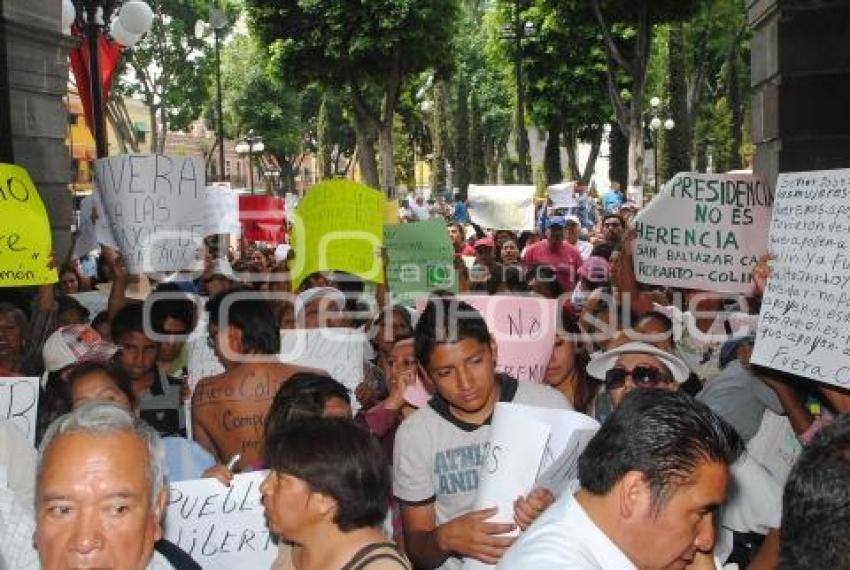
[37,402,166,507]
[0,302,28,334]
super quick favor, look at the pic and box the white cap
[586,341,691,384]
[294,286,346,321]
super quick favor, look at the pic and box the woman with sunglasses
[585,339,783,569]
[585,340,691,409]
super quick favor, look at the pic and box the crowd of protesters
[1,182,849,570]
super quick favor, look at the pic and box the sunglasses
[604,222,622,228]
[604,365,671,390]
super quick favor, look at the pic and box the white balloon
[118,1,154,35]
[110,18,142,47]
[61,0,76,32]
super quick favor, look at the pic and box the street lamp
[235,131,264,195]
[646,97,675,196]
[64,0,154,158]
[195,8,228,181]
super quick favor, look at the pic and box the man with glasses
[584,340,782,569]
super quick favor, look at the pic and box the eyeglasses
[604,365,671,390]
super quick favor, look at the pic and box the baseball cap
[545,216,566,229]
[586,341,691,384]
[719,334,756,369]
[564,215,581,226]
[42,325,119,378]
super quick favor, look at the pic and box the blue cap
[546,216,566,229]
[719,334,756,369]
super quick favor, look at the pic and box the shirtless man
[192,290,313,468]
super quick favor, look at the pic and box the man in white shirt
[499,390,743,569]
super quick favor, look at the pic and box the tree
[220,33,307,194]
[111,0,212,153]
[248,0,460,195]
[525,0,616,185]
[566,0,701,201]
[316,92,357,180]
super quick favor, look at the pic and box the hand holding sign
[0,164,57,286]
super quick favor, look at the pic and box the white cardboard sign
[464,403,599,570]
[164,471,275,570]
[93,154,206,274]
[204,186,241,237]
[467,185,536,231]
[0,377,40,446]
[633,172,773,293]
[547,182,578,208]
[751,168,850,388]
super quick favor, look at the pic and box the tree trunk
[431,79,449,195]
[378,118,395,196]
[663,23,692,183]
[469,92,486,188]
[148,105,159,155]
[157,104,168,154]
[580,129,603,185]
[543,117,562,185]
[454,78,470,197]
[726,49,743,171]
[608,123,628,189]
[563,126,579,181]
[317,95,333,180]
[351,110,380,189]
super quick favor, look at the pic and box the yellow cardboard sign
[0,164,57,286]
[384,199,400,224]
[291,180,385,289]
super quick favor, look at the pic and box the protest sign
[0,377,40,446]
[416,295,558,383]
[384,219,457,305]
[547,182,578,208]
[467,185,536,231]
[164,471,275,570]
[93,154,206,274]
[291,180,384,290]
[188,328,366,406]
[384,198,400,224]
[464,403,599,570]
[70,290,109,321]
[239,195,285,243]
[204,186,241,237]
[751,168,850,388]
[73,195,99,258]
[633,172,773,293]
[0,164,57,286]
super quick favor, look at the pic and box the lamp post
[646,96,675,196]
[194,8,227,181]
[64,0,153,158]
[235,131,264,195]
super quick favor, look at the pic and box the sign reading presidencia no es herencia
[633,172,773,293]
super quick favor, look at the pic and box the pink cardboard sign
[417,295,558,383]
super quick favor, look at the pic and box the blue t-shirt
[602,190,625,213]
[453,201,468,223]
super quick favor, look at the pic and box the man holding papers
[393,297,571,569]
